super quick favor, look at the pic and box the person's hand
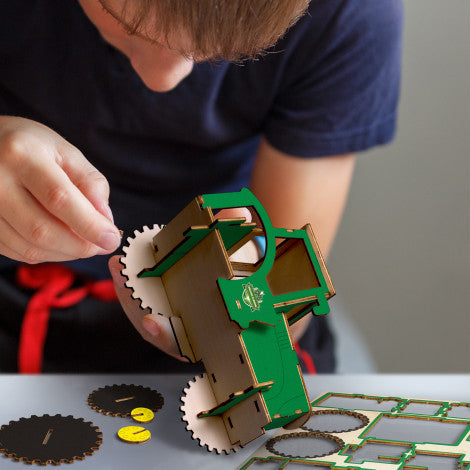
[108,255,187,361]
[0,116,121,263]
[108,207,253,361]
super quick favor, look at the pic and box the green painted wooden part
[214,219,256,251]
[240,320,311,422]
[202,189,330,427]
[264,415,300,430]
[287,303,319,326]
[138,218,255,278]
[198,382,273,418]
[139,227,208,278]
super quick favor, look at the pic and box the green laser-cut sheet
[239,391,470,470]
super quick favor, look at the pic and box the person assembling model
[0,0,403,373]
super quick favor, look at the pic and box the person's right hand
[0,116,121,263]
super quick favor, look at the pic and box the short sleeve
[263,0,404,158]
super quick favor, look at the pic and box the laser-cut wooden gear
[180,373,240,454]
[301,409,370,433]
[117,425,152,444]
[266,431,345,459]
[88,384,164,417]
[0,414,102,465]
[121,225,168,312]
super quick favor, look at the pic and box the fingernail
[142,318,160,337]
[98,232,121,252]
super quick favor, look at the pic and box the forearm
[250,138,356,341]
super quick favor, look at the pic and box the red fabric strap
[16,264,118,374]
[294,342,317,374]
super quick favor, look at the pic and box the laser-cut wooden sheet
[240,391,470,469]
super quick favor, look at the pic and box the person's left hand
[109,255,187,361]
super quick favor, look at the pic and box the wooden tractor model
[120,188,335,453]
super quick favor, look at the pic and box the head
[78,0,309,92]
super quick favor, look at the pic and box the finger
[18,156,121,254]
[0,217,83,263]
[109,255,161,343]
[0,239,31,263]
[216,207,252,222]
[2,185,101,259]
[142,313,187,361]
[57,142,114,223]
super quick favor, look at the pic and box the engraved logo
[242,283,264,312]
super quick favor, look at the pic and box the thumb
[109,255,187,362]
[142,313,187,361]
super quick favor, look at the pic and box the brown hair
[99,0,310,61]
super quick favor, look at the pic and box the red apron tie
[16,264,118,374]
[294,342,317,374]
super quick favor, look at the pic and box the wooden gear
[88,384,164,418]
[121,188,335,453]
[117,426,152,444]
[0,415,102,465]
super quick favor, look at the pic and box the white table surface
[0,374,469,469]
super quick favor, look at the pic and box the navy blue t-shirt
[0,0,403,278]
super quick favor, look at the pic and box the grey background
[329,0,470,372]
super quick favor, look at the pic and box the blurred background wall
[328,0,469,372]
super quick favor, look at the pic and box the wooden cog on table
[0,414,102,465]
[266,431,345,459]
[131,407,155,423]
[180,373,240,454]
[301,409,370,433]
[117,425,152,444]
[88,384,164,417]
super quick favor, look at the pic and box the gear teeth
[180,374,239,454]
[266,431,345,459]
[0,414,102,465]
[119,224,172,316]
[88,384,164,417]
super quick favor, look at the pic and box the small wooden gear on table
[117,426,152,444]
[0,414,102,465]
[130,407,155,423]
[117,407,155,444]
[266,431,345,459]
[87,384,164,417]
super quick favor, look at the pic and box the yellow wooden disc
[117,426,151,444]
[131,407,155,423]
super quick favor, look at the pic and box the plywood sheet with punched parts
[240,391,470,469]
